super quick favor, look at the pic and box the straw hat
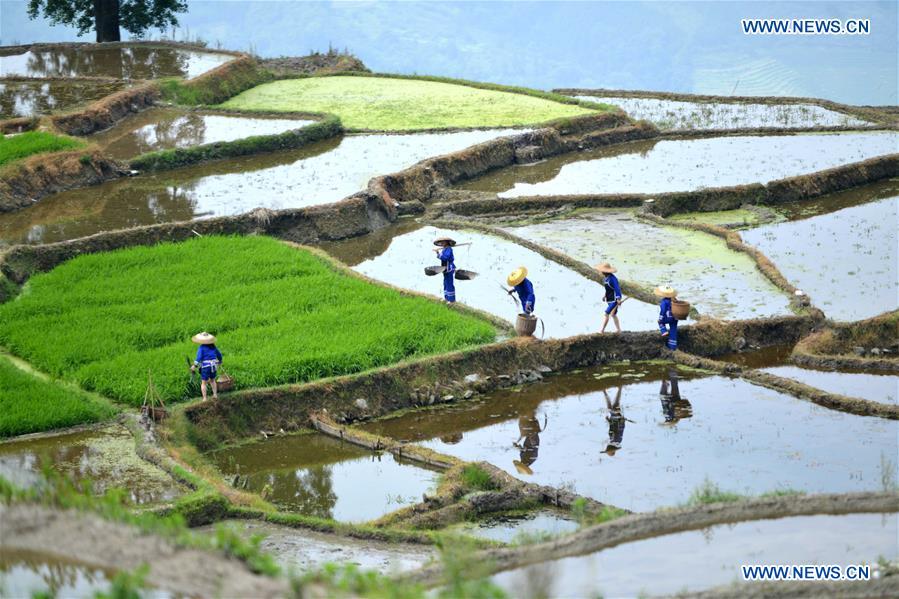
[513,460,534,475]
[595,262,617,274]
[433,237,457,247]
[601,443,620,456]
[191,331,216,344]
[654,285,677,298]
[507,266,528,287]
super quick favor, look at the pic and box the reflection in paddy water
[0,79,128,119]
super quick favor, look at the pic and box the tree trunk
[94,0,121,42]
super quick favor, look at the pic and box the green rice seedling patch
[0,236,496,406]
[220,76,596,130]
[0,131,86,168]
[0,356,117,438]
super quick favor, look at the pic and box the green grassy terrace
[0,356,117,438]
[0,131,86,168]
[219,75,598,130]
[0,236,496,406]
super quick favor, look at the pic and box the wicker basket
[515,313,538,336]
[216,371,234,392]
[671,299,691,320]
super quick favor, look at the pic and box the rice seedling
[0,131,86,168]
[0,236,496,406]
[0,356,117,438]
[220,76,595,130]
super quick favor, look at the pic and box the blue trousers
[659,319,678,350]
[443,272,456,302]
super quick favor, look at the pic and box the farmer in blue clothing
[507,266,535,314]
[191,331,223,401]
[433,237,457,303]
[596,262,622,333]
[655,286,679,350]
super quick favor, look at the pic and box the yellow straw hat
[595,262,617,274]
[191,331,217,344]
[654,286,677,298]
[513,460,534,475]
[433,237,457,247]
[507,266,528,287]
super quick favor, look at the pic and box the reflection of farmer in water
[601,387,632,456]
[660,369,693,424]
[513,410,547,475]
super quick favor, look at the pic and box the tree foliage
[27,0,188,41]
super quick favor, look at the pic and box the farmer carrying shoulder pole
[191,331,222,401]
[655,286,679,350]
[434,237,457,303]
[507,266,535,314]
[596,262,622,333]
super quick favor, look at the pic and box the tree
[27,0,188,43]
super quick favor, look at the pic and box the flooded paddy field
[493,512,898,597]
[199,520,436,574]
[742,196,898,321]
[0,128,520,245]
[457,132,899,197]
[0,79,128,120]
[362,363,898,511]
[322,222,659,337]
[503,209,792,320]
[762,366,898,404]
[89,107,315,161]
[210,433,439,522]
[0,45,232,80]
[0,551,120,599]
[0,424,182,505]
[450,511,579,544]
[573,95,869,129]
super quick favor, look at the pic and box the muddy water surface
[0,129,521,245]
[505,209,793,320]
[90,107,314,161]
[0,46,232,80]
[451,511,579,544]
[493,512,898,597]
[0,551,117,599]
[363,363,897,511]
[574,95,869,129]
[742,196,898,321]
[209,433,438,522]
[0,79,127,119]
[458,132,899,197]
[0,424,182,504]
[762,366,898,404]
[324,223,658,337]
[198,520,436,574]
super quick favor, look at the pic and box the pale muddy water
[323,223,659,338]
[209,433,439,522]
[504,209,793,320]
[0,79,127,119]
[198,520,436,574]
[0,424,182,505]
[574,95,869,129]
[742,196,898,321]
[457,132,899,197]
[90,107,314,161]
[451,511,580,544]
[0,552,116,599]
[0,129,521,245]
[762,366,898,405]
[362,363,898,511]
[493,512,898,597]
[0,46,232,80]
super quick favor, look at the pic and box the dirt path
[0,503,289,598]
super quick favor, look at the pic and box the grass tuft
[460,464,497,492]
[687,479,745,506]
[0,131,86,168]
[0,236,496,406]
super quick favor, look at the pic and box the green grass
[0,236,496,406]
[219,76,596,130]
[0,356,117,438]
[0,131,86,168]
[460,464,497,491]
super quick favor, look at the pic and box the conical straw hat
[507,266,528,287]
[654,286,677,298]
[595,262,617,274]
[433,237,457,246]
[191,331,216,344]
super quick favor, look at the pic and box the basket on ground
[515,313,538,336]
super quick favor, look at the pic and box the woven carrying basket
[671,299,691,320]
[216,370,234,392]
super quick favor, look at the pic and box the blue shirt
[195,345,223,368]
[659,297,673,320]
[514,278,535,303]
[438,247,456,273]
[603,274,622,302]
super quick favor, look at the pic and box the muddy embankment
[0,503,288,597]
[182,315,814,450]
[399,491,899,587]
[792,311,899,372]
[553,87,899,127]
[435,153,899,219]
